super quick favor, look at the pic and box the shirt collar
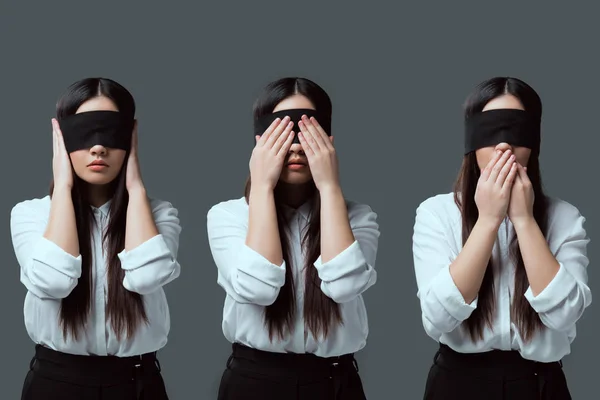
[281,201,312,221]
[92,199,112,217]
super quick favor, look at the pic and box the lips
[87,160,108,167]
[287,160,307,166]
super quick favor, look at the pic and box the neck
[276,181,314,208]
[85,183,113,208]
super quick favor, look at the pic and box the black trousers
[21,344,169,400]
[217,343,367,400]
[423,344,572,400]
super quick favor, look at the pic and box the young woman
[10,77,181,400]
[412,77,591,400]
[207,77,380,400]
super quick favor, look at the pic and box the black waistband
[435,344,563,378]
[228,343,358,378]
[30,344,161,386]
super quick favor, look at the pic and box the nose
[495,142,513,152]
[289,143,305,155]
[90,144,107,156]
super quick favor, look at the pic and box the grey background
[1,2,597,399]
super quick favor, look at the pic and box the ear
[255,135,260,144]
[329,135,334,144]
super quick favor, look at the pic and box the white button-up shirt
[10,195,182,357]
[207,197,379,357]
[412,192,591,362]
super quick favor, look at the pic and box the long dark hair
[244,77,342,341]
[51,77,147,341]
[453,77,548,342]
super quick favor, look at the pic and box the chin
[79,173,118,186]
[279,174,313,185]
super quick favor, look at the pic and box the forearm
[513,217,560,296]
[125,187,159,251]
[449,217,500,303]
[43,185,79,257]
[319,185,355,263]
[246,185,283,265]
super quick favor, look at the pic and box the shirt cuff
[431,264,477,321]
[32,237,82,278]
[118,234,172,270]
[524,262,577,313]
[237,245,286,288]
[313,241,365,281]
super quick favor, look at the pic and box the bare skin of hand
[126,121,145,192]
[297,115,339,192]
[51,119,74,190]
[474,149,518,225]
[507,163,535,228]
[249,116,295,190]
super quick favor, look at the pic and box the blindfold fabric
[59,110,134,153]
[254,108,331,144]
[464,109,540,154]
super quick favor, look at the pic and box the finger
[53,118,64,136]
[52,129,58,156]
[51,119,58,154]
[257,118,283,146]
[309,116,334,150]
[502,162,518,191]
[480,150,503,180]
[58,130,68,154]
[299,120,321,152]
[489,150,513,182]
[132,122,139,149]
[272,123,294,153]
[265,117,292,148]
[277,130,295,157]
[297,131,314,156]
[517,163,530,183]
[300,116,326,150]
[495,154,515,184]
[53,120,68,153]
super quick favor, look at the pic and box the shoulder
[546,196,583,220]
[148,197,177,213]
[345,199,376,218]
[546,196,586,232]
[413,192,462,235]
[148,197,176,212]
[146,197,179,223]
[11,195,51,220]
[207,197,248,220]
[343,199,379,232]
[416,192,459,218]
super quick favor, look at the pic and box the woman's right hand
[249,116,295,190]
[51,118,73,190]
[474,149,518,225]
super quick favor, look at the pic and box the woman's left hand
[507,163,535,228]
[297,115,340,192]
[126,121,145,192]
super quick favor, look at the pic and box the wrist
[475,216,503,232]
[127,184,147,198]
[250,182,275,195]
[249,184,275,203]
[317,183,342,198]
[511,216,536,231]
[52,182,72,195]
